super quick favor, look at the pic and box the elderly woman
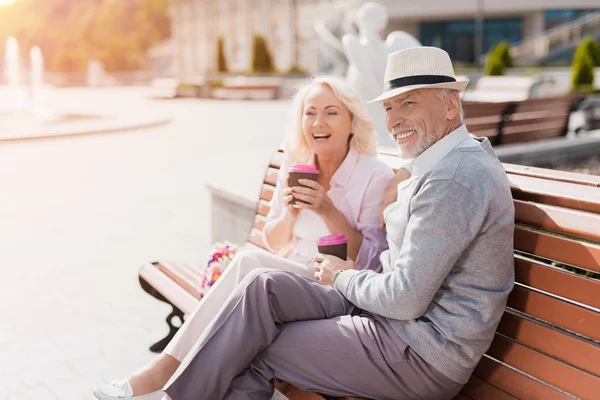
[94,76,393,400]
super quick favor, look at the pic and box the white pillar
[190,0,200,75]
[288,0,297,69]
[522,11,545,41]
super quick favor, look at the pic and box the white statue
[316,2,421,148]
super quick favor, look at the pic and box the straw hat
[369,47,469,103]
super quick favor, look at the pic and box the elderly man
[163,47,515,400]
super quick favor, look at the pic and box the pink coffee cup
[288,164,319,205]
[317,233,348,260]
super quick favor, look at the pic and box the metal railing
[511,11,600,62]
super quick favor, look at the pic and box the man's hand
[313,254,355,286]
[380,168,411,227]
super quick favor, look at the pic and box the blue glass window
[545,9,594,29]
[420,18,522,64]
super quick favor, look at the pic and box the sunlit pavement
[0,87,289,399]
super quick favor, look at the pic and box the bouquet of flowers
[199,242,238,296]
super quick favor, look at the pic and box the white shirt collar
[407,124,471,176]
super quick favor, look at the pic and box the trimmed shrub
[571,57,595,89]
[484,41,513,76]
[286,65,306,75]
[251,35,274,73]
[571,37,600,90]
[575,37,600,66]
[217,37,228,73]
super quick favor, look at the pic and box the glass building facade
[420,18,522,64]
[545,9,594,29]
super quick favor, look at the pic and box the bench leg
[139,275,186,353]
[149,307,185,353]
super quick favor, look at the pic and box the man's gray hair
[435,89,464,122]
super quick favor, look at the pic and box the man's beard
[394,126,444,159]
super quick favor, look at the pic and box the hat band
[384,75,457,92]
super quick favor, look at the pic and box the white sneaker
[93,379,164,400]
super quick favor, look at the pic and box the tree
[251,35,274,73]
[484,41,513,76]
[217,37,228,73]
[0,0,171,73]
[574,37,600,66]
[571,37,600,91]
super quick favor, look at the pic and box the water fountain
[3,36,24,112]
[29,46,47,117]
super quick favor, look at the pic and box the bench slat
[487,334,600,399]
[464,117,500,131]
[497,312,600,377]
[461,375,517,400]
[253,214,266,231]
[501,124,567,144]
[514,95,582,112]
[514,200,600,243]
[505,164,600,187]
[270,151,284,169]
[265,167,279,186]
[514,257,600,309]
[261,184,275,202]
[504,116,568,132]
[507,285,600,342]
[473,356,571,400]
[256,199,270,217]
[155,261,203,300]
[508,174,600,214]
[138,263,198,315]
[514,226,600,274]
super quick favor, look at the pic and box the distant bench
[212,77,284,100]
[138,149,600,399]
[462,76,540,103]
[464,94,585,146]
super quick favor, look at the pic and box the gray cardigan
[334,134,515,384]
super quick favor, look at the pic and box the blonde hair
[283,76,378,164]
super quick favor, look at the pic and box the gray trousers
[164,269,462,400]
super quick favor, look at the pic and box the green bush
[571,38,600,91]
[484,41,513,76]
[251,35,274,73]
[217,37,228,73]
[286,64,306,75]
[571,58,595,89]
[574,37,600,66]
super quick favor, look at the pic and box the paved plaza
[0,87,289,399]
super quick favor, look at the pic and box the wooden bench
[500,94,584,145]
[463,94,584,146]
[462,76,539,103]
[138,150,600,399]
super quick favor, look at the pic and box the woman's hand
[313,254,355,286]
[291,179,335,216]
[282,177,300,219]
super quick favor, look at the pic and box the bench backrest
[249,150,600,399]
[500,94,584,144]
[462,95,584,146]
